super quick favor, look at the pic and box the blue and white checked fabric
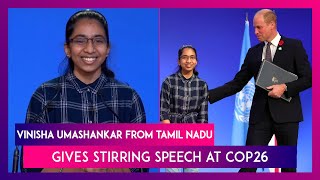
[26,71,146,124]
[160,72,208,123]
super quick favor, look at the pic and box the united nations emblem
[234,81,255,123]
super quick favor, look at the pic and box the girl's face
[64,18,109,80]
[178,48,197,74]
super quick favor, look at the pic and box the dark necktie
[265,42,272,62]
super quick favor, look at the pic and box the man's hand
[266,84,287,98]
[161,120,170,124]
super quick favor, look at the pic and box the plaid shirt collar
[177,71,196,83]
[65,71,110,94]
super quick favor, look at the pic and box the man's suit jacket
[208,36,312,124]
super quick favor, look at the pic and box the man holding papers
[208,9,312,172]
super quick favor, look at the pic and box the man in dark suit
[208,9,312,172]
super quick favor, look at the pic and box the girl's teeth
[83,57,95,62]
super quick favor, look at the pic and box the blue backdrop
[8,8,159,172]
[160,8,312,172]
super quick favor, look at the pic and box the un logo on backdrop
[234,81,255,123]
